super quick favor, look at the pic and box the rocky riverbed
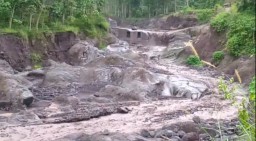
[0,27,247,141]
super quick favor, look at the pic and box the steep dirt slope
[0,32,117,71]
[191,26,255,85]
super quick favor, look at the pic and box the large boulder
[43,60,124,87]
[68,41,103,65]
[103,33,118,45]
[42,61,81,87]
[108,18,118,28]
[0,59,14,74]
[96,85,147,102]
[85,54,139,68]
[161,32,191,59]
[121,67,157,92]
[0,72,34,109]
[8,111,42,125]
[164,15,198,29]
[105,40,130,54]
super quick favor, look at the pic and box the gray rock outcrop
[0,71,34,108]
[68,41,103,65]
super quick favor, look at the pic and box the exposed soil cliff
[0,32,78,71]
[192,27,255,85]
[0,32,116,71]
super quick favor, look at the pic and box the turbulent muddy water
[0,27,247,141]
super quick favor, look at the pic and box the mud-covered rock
[164,15,198,30]
[141,129,152,138]
[0,59,14,74]
[161,32,191,59]
[104,33,118,45]
[0,71,34,109]
[42,61,81,87]
[44,60,123,86]
[27,69,45,78]
[68,41,103,65]
[106,40,130,54]
[121,67,157,92]
[154,129,174,138]
[85,54,138,68]
[8,111,42,125]
[57,132,152,141]
[96,85,146,102]
[192,116,201,124]
[181,132,199,141]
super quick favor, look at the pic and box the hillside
[0,0,255,141]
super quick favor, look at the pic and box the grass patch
[51,22,79,35]
[0,28,29,40]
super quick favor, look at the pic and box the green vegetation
[71,14,109,38]
[181,8,214,23]
[186,55,202,67]
[212,51,224,64]
[218,77,236,100]
[218,76,255,141]
[30,53,42,69]
[104,0,224,18]
[210,2,255,57]
[238,77,255,141]
[0,0,108,40]
[210,12,230,32]
[98,41,107,50]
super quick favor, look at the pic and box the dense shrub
[72,14,109,38]
[195,9,214,23]
[186,55,202,66]
[226,13,255,57]
[212,51,224,63]
[211,11,255,57]
[210,12,230,32]
[182,8,214,23]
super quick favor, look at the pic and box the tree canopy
[0,0,105,30]
[103,0,225,18]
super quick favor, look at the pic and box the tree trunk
[129,4,132,18]
[121,3,124,18]
[124,3,127,18]
[167,5,169,14]
[9,7,15,29]
[41,17,44,28]
[175,0,177,12]
[186,0,190,7]
[114,5,117,16]
[29,14,33,31]
[148,7,151,18]
[36,8,43,31]
[62,13,65,24]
